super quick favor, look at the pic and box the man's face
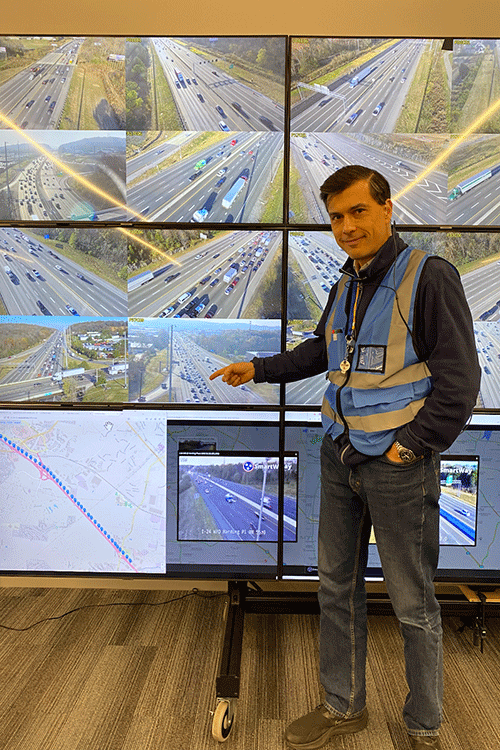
[326,179,393,267]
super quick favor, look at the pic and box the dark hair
[320,165,391,208]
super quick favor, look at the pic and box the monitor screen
[177,449,297,542]
[289,37,500,227]
[283,412,499,582]
[0,407,167,574]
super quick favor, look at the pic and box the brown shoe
[409,735,441,749]
[285,704,368,749]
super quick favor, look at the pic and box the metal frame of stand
[210,580,500,742]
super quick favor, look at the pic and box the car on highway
[346,109,362,125]
[164,273,180,283]
[199,275,211,285]
[204,304,218,318]
[209,277,220,287]
[215,105,225,116]
[55,265,64,271]
[197,93,204,102]
[225,493,236,503]
[48,101,56,112]
[45,95,51,103]
[230,139,237,146]
[318,98,332,107]
[192,78,197,84]
[218,121,230,132]
[372,101,385,116]
[259,115,275,129]
[25,100,35,108]
[217,167,228,176]
[192,208,208,222]
[32,269,41,278]
[159,305,176,317]
[65,304,79,316]
[36,299,51,315]
[189,171,202,181]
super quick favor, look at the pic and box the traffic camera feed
[289,37,500,226]
[177,450,298,542]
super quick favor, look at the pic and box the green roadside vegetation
[28,226,127,290]
[127,228,228,276]
[59,37,125,130]
[401,230,500,275]
[243,245,282,319]
[149,44,183,130]
[454,50,500,134]
[288,158,313,224]
[0,37,57,86]
[259,157,284,223]
[185,41,285,105]
[81,378,127,403]
[287,249,320,320]
[447,135,500,189]
[178,476,223,541]
[395,40,450,133]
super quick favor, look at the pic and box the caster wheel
[212,699,235,742]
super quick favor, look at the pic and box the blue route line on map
[1,433,137,572]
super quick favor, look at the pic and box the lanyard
[340,279,361,374]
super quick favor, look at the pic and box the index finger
[209,367,227,381]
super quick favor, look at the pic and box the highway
[0,39,83,130]
[126,131,283,223]
[291,38,432,134]
[130,330,279,406]
[0,227,127,317]
[439,489,476,545]
[152,38,284,132]
[290,133,447,225]
[180,470,296,542]
[129,229,280,318]
[447,169,500,226]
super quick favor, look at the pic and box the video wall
[1,407,498,581]
[1,34,500,581]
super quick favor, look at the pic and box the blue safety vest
[321,247,433,455]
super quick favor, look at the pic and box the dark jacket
[252,233,481,466]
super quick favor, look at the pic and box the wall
[1,0,499,38]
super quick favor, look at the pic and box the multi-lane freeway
[129,229,280,318]
[0,39,83,130]
[180,470,296,542]
[152,38,284,132]
[291,133,447,224]
[127,131,282,223]
[0,227,127,317]
[291,38,432,134]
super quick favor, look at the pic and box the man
[210,166,480,750]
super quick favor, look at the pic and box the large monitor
[283,411,499,583]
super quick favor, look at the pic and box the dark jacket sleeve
[396,256,481,455]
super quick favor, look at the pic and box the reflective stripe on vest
[321,247,432,454]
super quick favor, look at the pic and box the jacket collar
[339,232,408,281]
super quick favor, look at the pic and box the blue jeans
[318,433,443,737]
